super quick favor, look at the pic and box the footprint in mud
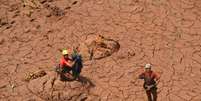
[79,34,120,61]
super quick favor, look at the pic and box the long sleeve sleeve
[139,73,145,79]
[153,72,160,81]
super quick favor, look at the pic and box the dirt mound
[79,34,120,61]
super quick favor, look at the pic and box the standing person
[139,64,160,101]
[71,47,83,80]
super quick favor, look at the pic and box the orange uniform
[139,71,160,81]
[60,57,71,67]
[139,70,160,101]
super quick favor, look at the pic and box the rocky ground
[0,0,201,101]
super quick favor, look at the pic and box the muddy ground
[0,0,201,101]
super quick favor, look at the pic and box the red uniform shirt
[60,57,71,67]
[139,71,160,81]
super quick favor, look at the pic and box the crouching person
[59,49,75,80]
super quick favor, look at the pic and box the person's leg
[72,66,78,79]
[61,67,73,79]
[65,67,73,77]
[65,67,72,73]
[60,67,67,80]
[151,88,157,101]
[146,91,152,101]
[61,67,68,73]
[72,61,82,79]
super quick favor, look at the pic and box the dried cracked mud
[0,0,201,101]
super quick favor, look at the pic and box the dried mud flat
[0,0,201,101]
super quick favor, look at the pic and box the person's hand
[139,74,145,79]
[156,79,160,86]
[70,61,76,67]
[73,61,76,64]
[155,72,160,85]
[145,84,155,91]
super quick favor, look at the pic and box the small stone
[6,25,12,29]
[65,7,71,10]
[36,25,40,29]
[10,20,15,24]
[72,1,78,5]
[0,21,8,26]
[24,28,31,33]
[0,81,7,89]
[15,10,20,14]
[12,13,19,18]
[46,13,52,17]
[24,61,28,64]
[11,84,15,89]
[0,37,5,45]
[39,0,47,4]
[30,18,35,22]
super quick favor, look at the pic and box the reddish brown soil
[0,0,201,101]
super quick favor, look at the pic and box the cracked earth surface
[0,0,201,101]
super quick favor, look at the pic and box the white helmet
[145,63,151,69]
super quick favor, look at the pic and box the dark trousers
[60,67,72,81]
[61,67,72,73]
[146,87,157,101]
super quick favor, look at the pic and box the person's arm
[154,72,160,85]
[139,73,145,79]
[64,60,75,67]
[60,59,64,68]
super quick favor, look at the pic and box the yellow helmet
[62,49,68,55]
